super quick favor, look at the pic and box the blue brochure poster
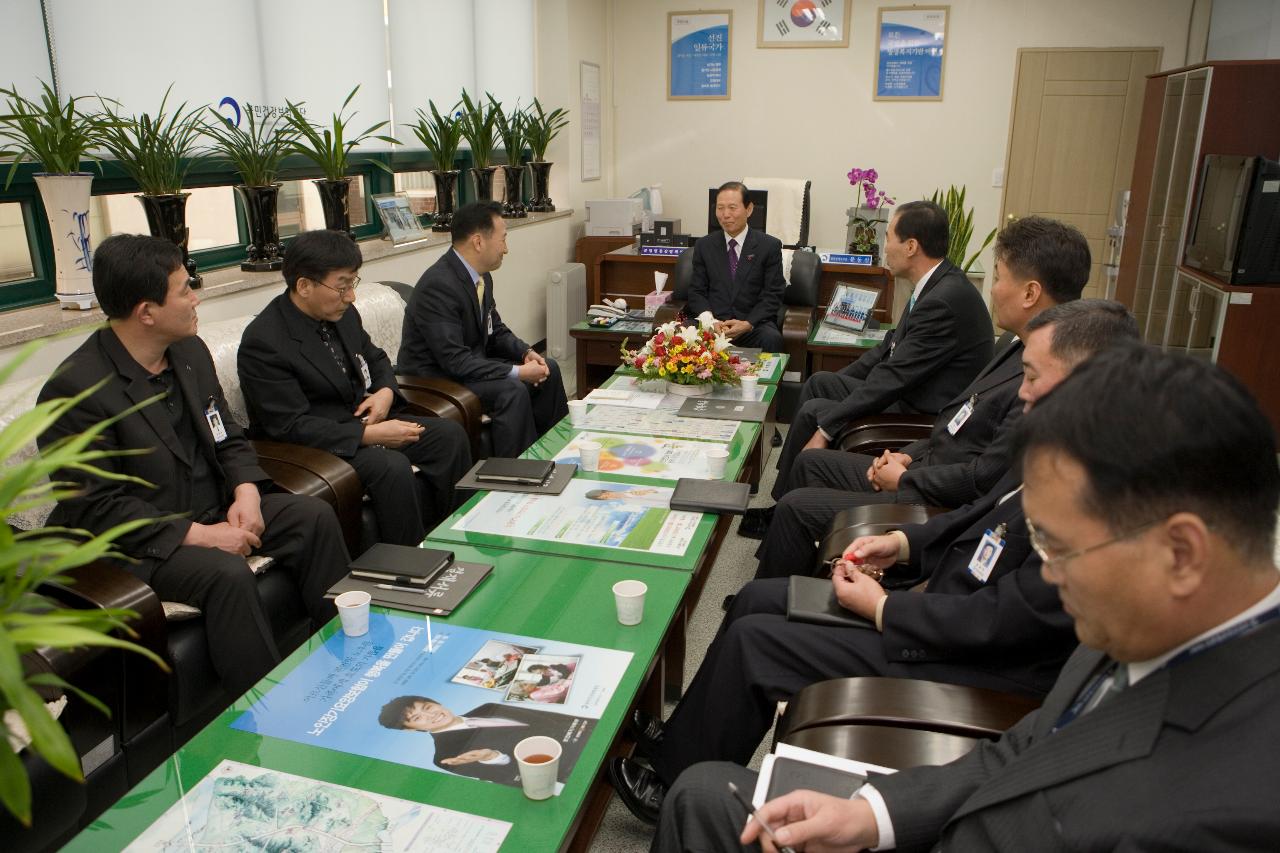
[233,615,632,791]
[669,12,730,99]
[876,7,948,99]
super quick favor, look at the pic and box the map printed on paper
[125,760,510,853]
[581,407,740,442]
[552,431,729,480]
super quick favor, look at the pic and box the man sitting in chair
[687,181,786,352]
[398,201,569,457]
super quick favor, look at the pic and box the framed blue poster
[874,6,949,101]
[668,11,732,100]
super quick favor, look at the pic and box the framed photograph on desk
[372,192,431,245]
[874,5,949,100]
[668,11,732,100]
[758,0,850,48]
[822,283,880,332]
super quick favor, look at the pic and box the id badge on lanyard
[354,353,373,391]
[205,398,228,443]
[968,522,1005,582]
[947,394,977,435]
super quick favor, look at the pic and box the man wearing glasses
[609,300,1138,824]
[239,230,472,546]
[659,344,1280,852]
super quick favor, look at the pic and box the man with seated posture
[686,181,786,352]
[759,200,993,534]
[398,201,568,457]
[656,345,1280,852]
[377,695,594,785]
[37,234,350,699]
[744,216,1090,542]
[238,230,471,546]
[754,298,1132,580]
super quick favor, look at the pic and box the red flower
[654,332,665,344]
[633,356,645,369]
[672,335,684,346]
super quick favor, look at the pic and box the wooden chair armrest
[252,439,364,554]
[836,414,936,456]
[781,306,813,377]
[815,503,945,574]
[782,724,981,770]
[395,375,484,459]
[778,676,1041,743]
[37,560,167,661]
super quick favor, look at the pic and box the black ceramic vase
[500,164,527,218]
[234,183,284,271]
[431,169,459,233]
[137,192,200,285]
[528,161,555,212]
[313,177,353,234]
[471,166,499,202]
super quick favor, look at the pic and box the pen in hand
[728,781,797,853]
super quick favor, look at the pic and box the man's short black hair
[93,234,184,319]
[451,201,504,245]
[1024,299,1139,366]
[1015,344,1280,562]
[891,200,949,260]
[994,216,1092,304]
[716,181,751,207]
[282,229,362,291]
[377,694,440,730]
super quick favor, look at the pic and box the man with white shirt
[769,200,992,505]
[378,695,594,785]
[686,181,786,352]
[655,344,1280,851]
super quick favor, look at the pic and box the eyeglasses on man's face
[1026,516,1164,570]
[311,275,362,296]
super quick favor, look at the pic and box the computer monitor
[706,188,769,235]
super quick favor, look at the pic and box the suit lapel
[170,346,218,468]
[968,339,1024,395]
[279,295,354,404]
[733,230,760,294]
[445,250,487,335]
[100,330,191,466]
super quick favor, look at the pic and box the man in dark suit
[656,345,1280,852]
[37,235,350,698]
[769,200,993,505]
[686,181,786,352]
[398,201,568,457]
[377,696,595,785]
[608,465,1078,823]
[745,217,1094,545]
[756,304,1136,581]
[238,230,471,546]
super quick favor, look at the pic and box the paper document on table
[582,387,664,409]
[812,325,889,346]
[581,407,740,442]
[552,431,731,480]
[126,759,511,852]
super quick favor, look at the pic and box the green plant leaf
[26,673,110,718]
[0,630,81,784]
[0,735,31,827]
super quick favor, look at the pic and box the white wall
[609,0,1200,271]
[1207,0,1280,59]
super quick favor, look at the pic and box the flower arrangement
[846,166,896,263]
[619,321,752,386]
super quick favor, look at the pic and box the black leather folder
[669,478,751,514]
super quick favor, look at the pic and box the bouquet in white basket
[618,320,753,387]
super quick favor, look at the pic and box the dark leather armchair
[813,503,942,575]
[653,247,820,376]
[835,413,935,457]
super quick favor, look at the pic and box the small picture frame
[372,192,431,244]
[874,5,949,101]
[822,283,881,332]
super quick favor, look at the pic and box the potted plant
[405,99,462,233]
[524,98,569,213]
[282,85,399,235]
[490,96,526,219]
[456,90,498,202]
[929,185,997,276]
[97,86,208,285]
[205,106,297,271]
[0,82,105,310]
[0,344,167,828]
[845,167,895,266]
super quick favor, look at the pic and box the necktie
[1085,663,1129,714]
[317,322,348,377]
[727,238,739,279]
[904,293,916,316]
[476,278,485,306]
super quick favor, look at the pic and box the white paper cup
[578,440,602,472]
[706,447,730,478]
[334,590,371,637]
[568,399,587,425]
[613,579,648,626]
[740,375,759,400]
[515,735,562,800]
[653,271,669,291]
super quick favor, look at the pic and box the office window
[88,186,240,252]
[394,171,438,216]
[0,203,35,284]
[277,176,370,238]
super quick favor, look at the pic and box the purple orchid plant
[847,167,895,215]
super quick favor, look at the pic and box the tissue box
[644,290,672,317]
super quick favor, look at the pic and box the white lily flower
[713,330,732,351]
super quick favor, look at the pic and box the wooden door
[1001,48,1161,300]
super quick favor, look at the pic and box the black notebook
[327,560,493,616]
[349,543,454,586]
[474,457,555,485]
[669,478,751,515]
[677,397,769,422]
[786,575,876,630]
[765,756,868,801]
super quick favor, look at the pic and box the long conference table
[68,358,784,852]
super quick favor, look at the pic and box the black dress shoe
[737,505,775,540]
[629,708,664,756]
[772,431,783,447]
[608,757,665,825]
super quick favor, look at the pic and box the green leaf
[0,735,32,826]
[26,673,110,718]
[0,630,81,783]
